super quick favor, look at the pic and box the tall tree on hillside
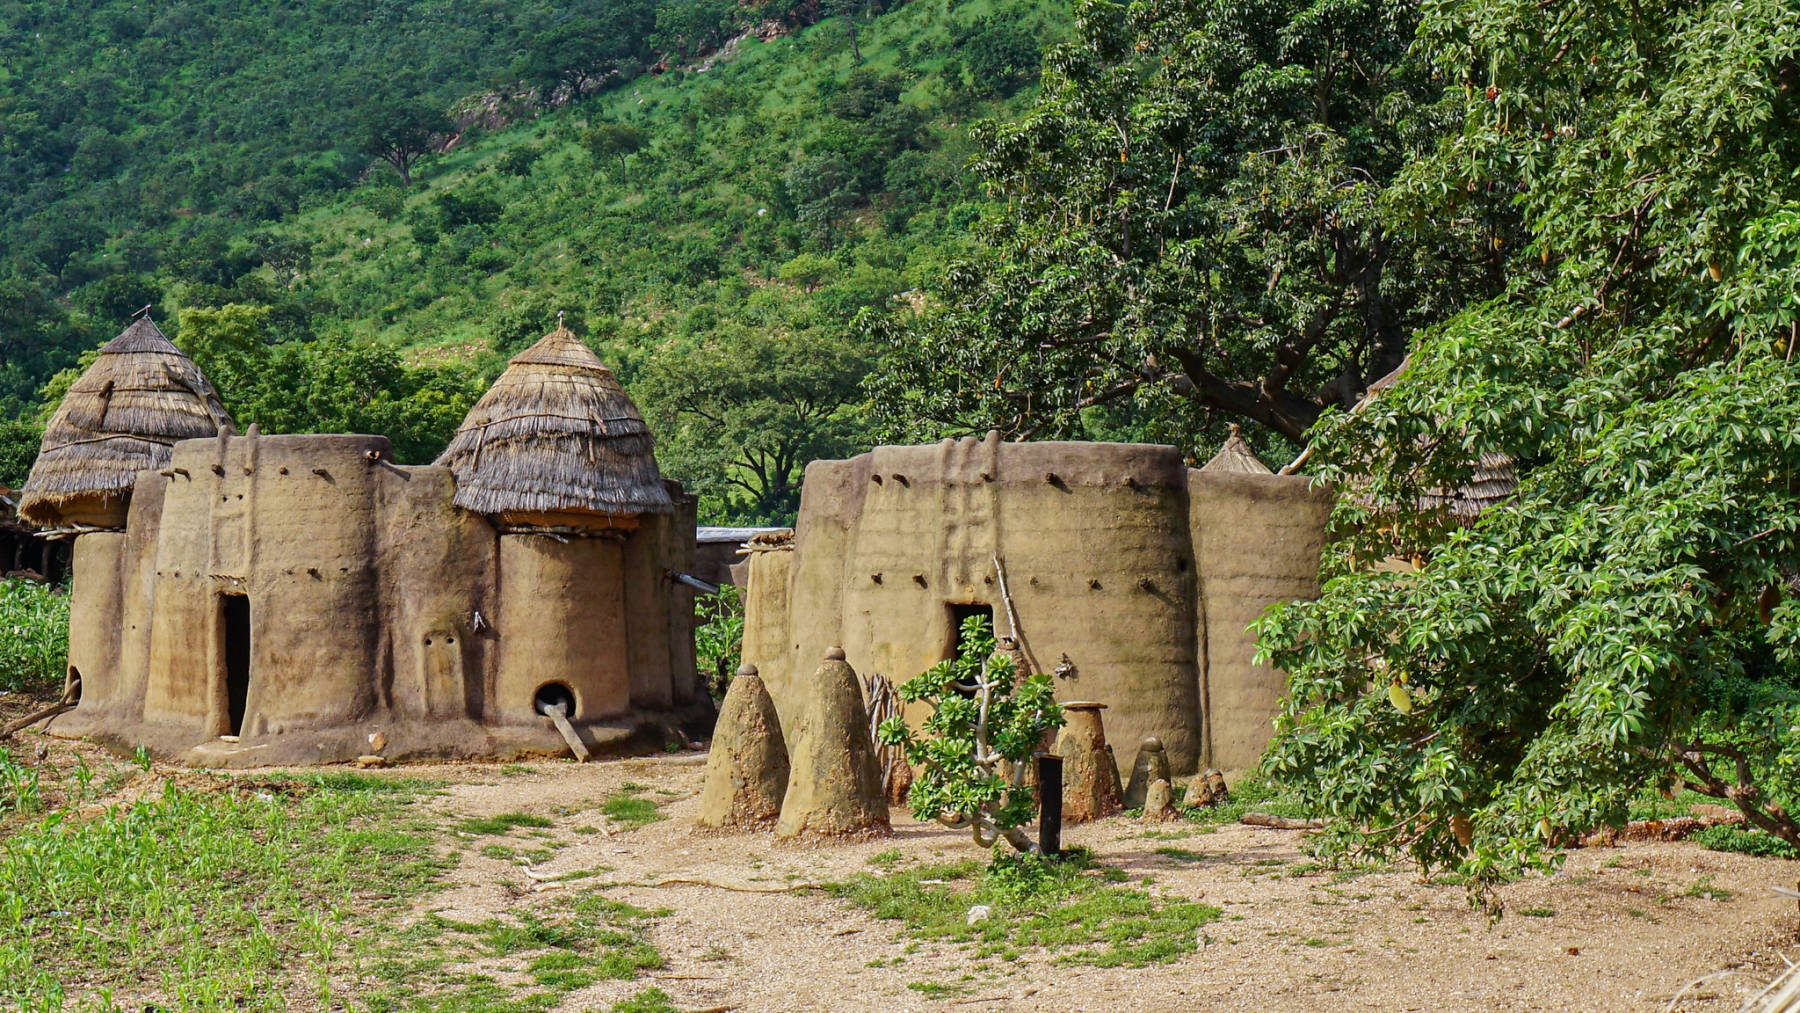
[1256,0,1800,899]
[636,326,869,525]
[358,99,452,187]
[868,0,1510,448]
[582,122,650,178]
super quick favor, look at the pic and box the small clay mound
[1057,701,1122,823]
[1142,778,1178,821]
[776,647,889,840]
[696,665,790,831]
[1123,736,1170,809]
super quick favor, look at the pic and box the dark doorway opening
[223,595,251,735]
[947,602,995,662]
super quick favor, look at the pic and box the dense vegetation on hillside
[0,0,1061,524]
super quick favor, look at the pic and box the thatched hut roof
[18,317,231,527]
[435,326,674,520]
[1199,425,1273,475]
[1361,357,1517,524]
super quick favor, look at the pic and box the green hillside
[0,0,1065,523]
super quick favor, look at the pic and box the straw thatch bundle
[436,326,674,521]
[18,317,231,527]
[1199,425,1273,475]
[1361,358,1518,525]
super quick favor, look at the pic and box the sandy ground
[403,754,1800,1013]
[4,683,1795,1013]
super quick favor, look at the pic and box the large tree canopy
[868,0,1510,447]
[1257,0,1800,896]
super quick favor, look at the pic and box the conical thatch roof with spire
[19,317,232,527]
[435,326,674,521]
[1199,425,1273,475]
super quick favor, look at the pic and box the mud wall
[754,435,1205,773]
[741,437,1334,777]
[496,534,628,723]
[1190,470,1333,771]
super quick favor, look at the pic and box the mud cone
[696,664,790,830]
[777,647,890,839]
[1123,736,1171,809]
[1056,701,1122,823]
[1142,778,1178,821]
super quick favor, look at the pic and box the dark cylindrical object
[1037,753,1063,856]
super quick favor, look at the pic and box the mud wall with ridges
[1189,470,1333,771]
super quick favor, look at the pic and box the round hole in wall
[534,682,577,719]
[424,637,433,646]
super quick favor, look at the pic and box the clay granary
[739,431,1333,775]
[20,319,704,765]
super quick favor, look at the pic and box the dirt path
[399,754,1800,1013]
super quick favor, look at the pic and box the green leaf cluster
[878,614,1063,849]
[1255,0,1800,897]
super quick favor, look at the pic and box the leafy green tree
[582,122,650,178]
[868,0,1500,446]
[180,305,478,464]
[359,99,453,187]
[1256,0,1800,899]
[635,325,870,525]
[0,417,43,489]
[878,613,1063,852]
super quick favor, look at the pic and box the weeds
[826,848,1221,968]
[459,812,554,835]
[601,785,662,830]
[0,777,448,1011]
[0,579,68,693]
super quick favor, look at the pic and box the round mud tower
[776,647,890,839]
[697,665,791,830]
[1056,701,1122,823]
[1123,736,1171,809]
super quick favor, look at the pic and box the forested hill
[0,0,1062,523]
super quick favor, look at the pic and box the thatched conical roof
[436,326,674,519]
[1199,425,1272,474]
[19,317,231,527]
[1360,357,1517,524]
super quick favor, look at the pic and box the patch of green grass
[1691,823,1800,858]
[1154,847,1205,864]
[1678,875,1732,901]
[601,786,664,830]
[500,764,531,777]
[826,848,1221,968]
[869,848,905,867]
[480,843,518,860]
[612,988,679,1013]
[1517,907,1554,918]
[1179,775,1315,826]
[366,892,666,1010]
[907,981,970,999]
[0,777,449,1010]
[459,812,554,835]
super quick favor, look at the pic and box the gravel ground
[409,753,1800,1013]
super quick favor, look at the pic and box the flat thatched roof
[1199,425,1272,474]
[436,326,674,518]
[19,317,231,526]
